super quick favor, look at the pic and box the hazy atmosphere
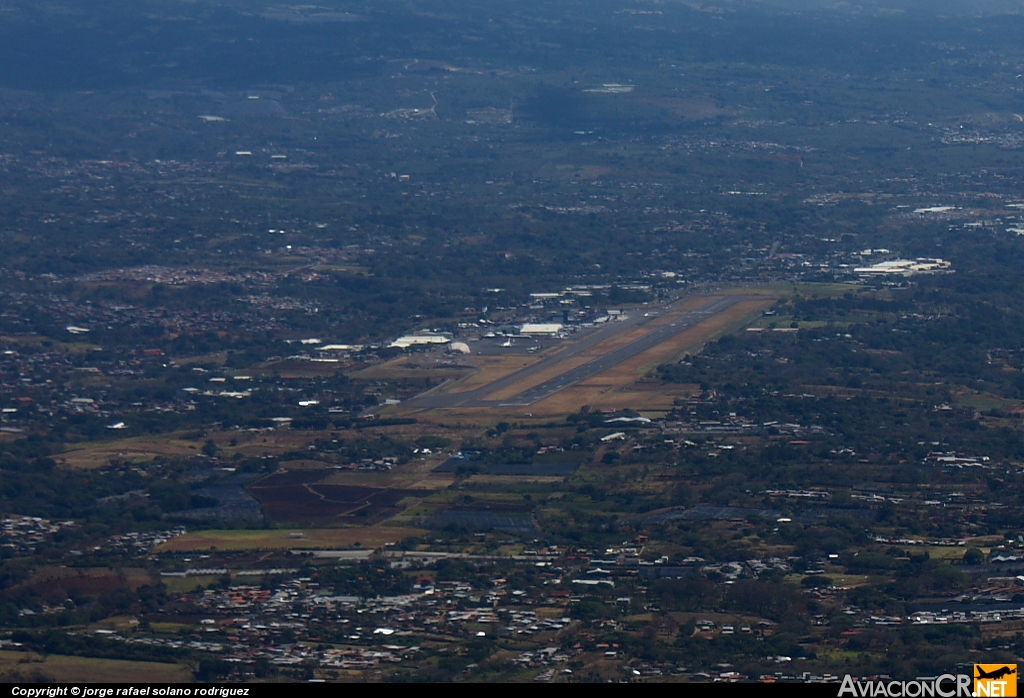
[1,0,1024,686]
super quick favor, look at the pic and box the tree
[962,548,985,565]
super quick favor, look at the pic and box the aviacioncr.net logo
[974,665,1017,697]
[838,674,972,697]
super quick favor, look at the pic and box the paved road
[403,294,743,409]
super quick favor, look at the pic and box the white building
[854,258,951,277]
[389,334,451,349]
[520,323,563,336]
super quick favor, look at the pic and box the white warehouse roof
[520,323,564,335]
[389,334,451,348]
[854,258,951,276]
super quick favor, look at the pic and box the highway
[403,294,743,409]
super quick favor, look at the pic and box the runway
[403,294,743,409]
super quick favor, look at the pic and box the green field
[0,651,192,683]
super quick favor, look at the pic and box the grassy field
[955,390,1023,413]
[161,575,222,594]
[526,383,697,415]
[923,546,967,561]
[824,574,873,587]
[465,474,566,485]
[349,355,477,382]
[320,465,454,490]
[56,428,372,469]
[14,566,155,599]
[724,282,862,297]
[158,526,427,552]
[0,650,192,683]
[57,434,209,469]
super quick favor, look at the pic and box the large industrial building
[519,323,564,336]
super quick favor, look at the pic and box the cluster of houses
[1,515,78,556]
[84,574,582,672]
